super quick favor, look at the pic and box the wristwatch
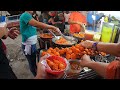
[92,42,99,51]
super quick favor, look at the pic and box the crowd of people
[38,11,87,34]
[0,11,120,79]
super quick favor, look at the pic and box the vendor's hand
[56,28,62,33]
[8,27,20,39]
[80,54,92,67]
[52,27,61,34]
[80,40,94,49]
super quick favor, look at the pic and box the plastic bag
[41,55,69,76]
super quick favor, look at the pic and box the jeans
[22,44,37,76]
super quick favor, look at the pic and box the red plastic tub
[45,55,68,75]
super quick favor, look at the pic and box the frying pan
[52,36,78,48]
[39,33,53,40]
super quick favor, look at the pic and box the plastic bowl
[45,55,69,76]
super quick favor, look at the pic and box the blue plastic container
[0,16,6,22]
[87,12,100,31]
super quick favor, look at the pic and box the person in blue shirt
[20,11,60,76]
[87,11,100,31]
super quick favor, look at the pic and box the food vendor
[80,40,120,79]
[20,11,61,76]
[54,11,65,33]
[68,11,87,34]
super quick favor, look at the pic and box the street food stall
[37,29,116,79]
[36,11,120,79]
[1,11,119,79]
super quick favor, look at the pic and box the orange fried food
[79,45,85,51]
[59,48,66,55]
[52,64,59,71]
[55,47,60,51]
[41,51,48,56]
[82,51,87,55]
[73,33,85,38]
[55,52,60,56]
[75,44,81,48]
[46,59,66,71]
[71,53,77,59]
[66,49,72,54]
[65,48,71,54]
[59,63,66,70]
[42,41,107,60]
[70,46,76,52]
[46,59,54,68]
[53,59,60,64]
[49,47,54,51]
[100,52,106,56]
[49,52,54,56]
[66,54,71,60]
[55,37,69,44]
[47,49,52,53]
[74,48,81,54]
[51,49,57,54]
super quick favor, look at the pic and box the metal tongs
[47,29,59,40]
[47,29,75,42]
[59,31,76,42]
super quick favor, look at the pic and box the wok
[52,36,78,48]
[38,33,53,41]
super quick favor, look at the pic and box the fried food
[46,59,66,71]
[73,33,85,38]
[55,37,69,44]
[40,33,53,39]
[70,61,81,70]
[41,43,107,60]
